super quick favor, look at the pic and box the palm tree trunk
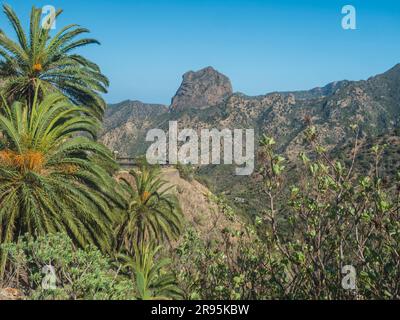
[0,249,8,284]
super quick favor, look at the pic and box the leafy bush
[2,233,134,300]
[118,243,183,300]
[176,163,196,181]
[172,129,400,300]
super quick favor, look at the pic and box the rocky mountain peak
[170,66,233,111]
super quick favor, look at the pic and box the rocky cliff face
[170,66,233,110]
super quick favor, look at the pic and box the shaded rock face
[170,66,233,110]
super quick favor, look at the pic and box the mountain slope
[101,100,168,156]
[100,64,400,215]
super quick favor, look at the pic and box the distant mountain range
[100,65,400,215]
[101,64,400,157]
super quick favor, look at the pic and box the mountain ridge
[101,64,400,158]
[105,64,400,110]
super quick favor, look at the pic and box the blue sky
[1,0,400,104]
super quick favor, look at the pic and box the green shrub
[2,233,134,300]
[176,163,195,181]
[172,130,400,300]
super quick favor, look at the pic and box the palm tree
[119,243,183,300]
[116,166,182,253]
[0,89,125,254]
[0,4,108,118]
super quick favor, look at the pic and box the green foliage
[176,163,195,181]
[118,243,183,300]
[173,132,400,300]
[0,5,184,301]
[1,233,134,300]
[115,165,183,253]
[173,226,287,300]
[0,5,108,118]
[208,193,236,222]
[0,92,125,253]
[1,3,399,301]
